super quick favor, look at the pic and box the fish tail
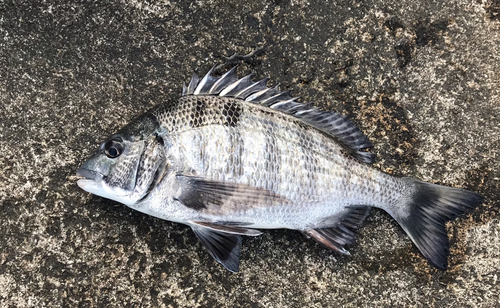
[391,178,483,270]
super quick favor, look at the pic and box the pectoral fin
[190,224,243,272]
[175,175,289,213]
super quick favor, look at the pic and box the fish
[76,66,484,272]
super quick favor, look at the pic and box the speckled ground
[1,0,499,307]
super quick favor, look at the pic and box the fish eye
[104,140,124,158]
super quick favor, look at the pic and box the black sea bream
[77,66,483,272]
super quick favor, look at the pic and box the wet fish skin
[77,66,483,272]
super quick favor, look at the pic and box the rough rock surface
[1,0,499,307]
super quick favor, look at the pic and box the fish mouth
[76,168,104,190]
[76,168,99,181]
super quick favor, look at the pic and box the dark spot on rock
[432,20,450,32]
[246,15,260,30]
[42,281,58,293]
[130,46,144,62]
[415,20,450,46]
[335,27,347,36]
[440,140,453,154]
[34,143,44,155]
[134,280,144,290]
[147,20,166,37]
[385,16,405,35]
[268,0,287,6]
[40,255,70,279]
[152,261,171,277]
[98,296,111,308]
[486,0,500,20]
[149,230,169,254]
[63,210,92,230]
[118,228,134,246]
[324,58,353,91]
[337,80,350,88]
[35,190,47,203]
[144,57,164,70]
[298,76,313,84]
[147,288,160,300]
[46,217,61,236]
[0,199,21,220]
[333,58,354,72]
[162,295,179,308]
[415,26,429,46]
[395,39,412,67]
[47,169,68,191]
[307,87,319,98]
[184,33,197,43]
[150,288,159,303]
[298,67,316,84]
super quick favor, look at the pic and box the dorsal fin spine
[245,88,270,102]
[187,73,199,95]
[219,75,254,97]
[269,98,300,109]
[236,78,268,99]
[194,66,217,95]
[209,66,238,94]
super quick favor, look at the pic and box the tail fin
[393,178,483,270]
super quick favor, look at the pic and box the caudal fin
[394,178,483,270]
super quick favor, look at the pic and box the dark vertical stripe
[222,101,242,127]
[190,98,207,128]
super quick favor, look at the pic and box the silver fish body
[77,67,483,272]
[144,96,400,227]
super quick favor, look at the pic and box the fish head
[77,113,165,206]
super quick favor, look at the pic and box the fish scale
[77,66,483,272]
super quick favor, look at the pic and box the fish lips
[76,168,104,191]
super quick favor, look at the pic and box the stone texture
[0,0,498,307]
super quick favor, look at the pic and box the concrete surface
[1,0,499,307]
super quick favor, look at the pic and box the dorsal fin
[182,67,375,163]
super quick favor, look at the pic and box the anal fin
[303,206,370,255]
